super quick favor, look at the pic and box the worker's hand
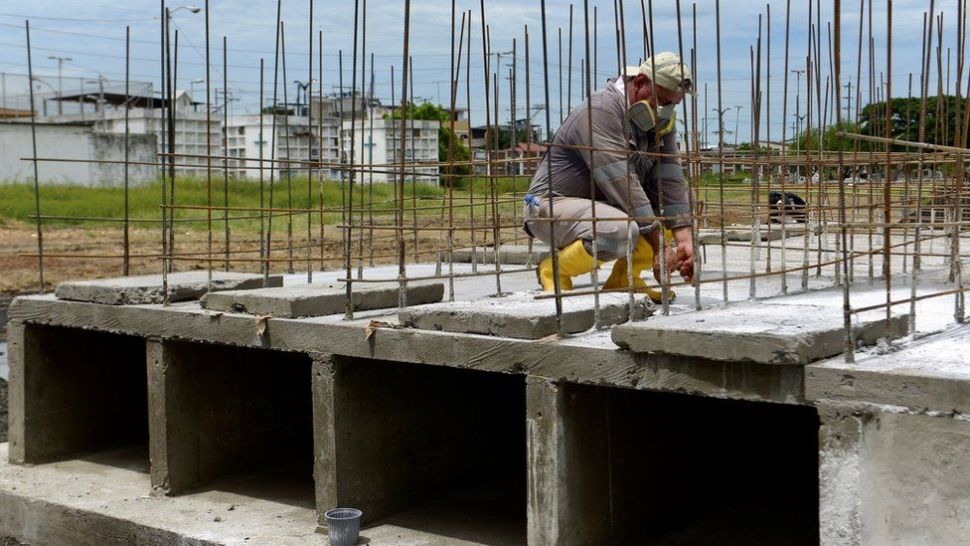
[672,226,695,282]
[652,245,679,284]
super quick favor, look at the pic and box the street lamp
[733,104,743,148]
[189,78,204,102]
[168,5,201,16]
[84,75,108,118]
[30,76,57,117]
[47,55,72,115]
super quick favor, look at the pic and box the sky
[0,0,960,145]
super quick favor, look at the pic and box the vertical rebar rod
[780,0,792,295]
[411,57,419,264]
[716,0,728,302]
[25,20,45,293]
[124,26,131,277]
[834,0,855,363]
[222,35,230,272]
[368,52,376,267]
[345,0,360,317]
[204,0,213,292]
[260,57,267,284]
[446,6,464,302]
[481,3,503,295]
[525,25,536,268]
[749,18,763,300]
[168,30,178,273]
[356,0,367,280]
[281,22,294,274]
[540,0,564,334]
[307,0,315,283]
[266,0,283,281]
[319,31,326,272]
[160,2,168,293]
[559,27,564,125]
[583,0,601,329]
[691,1,702,309]
[884,0,893,330]
[567,4,574,114]
[163,5,172,301]
[468,10,478,273]
[765,4,773,278]
[398,0,412,308]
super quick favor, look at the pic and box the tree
[795,121,865,152]
[483,125,536,151]
[386,102,471,178]
[859,95,970,148]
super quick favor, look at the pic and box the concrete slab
[441,244,550,265]
[806,326,970,413]
[612,302,909,364]
[9,295,807,405]
[0,443,516,545]
[201,281,444,317]
[698,225,806,244]
[55,271,282,305]
[400,293,653,339]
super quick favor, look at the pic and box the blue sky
[0,0,955,144]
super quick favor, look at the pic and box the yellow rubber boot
[602,235,674,303]
[538,240,599,292]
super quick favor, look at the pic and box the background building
[341,118,440,184]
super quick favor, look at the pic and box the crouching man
[524,52,696,301]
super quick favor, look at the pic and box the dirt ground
[0,218,519,297]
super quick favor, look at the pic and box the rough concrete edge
[6,295,807,405]
[805,364,970,415]
[0,488,221,546]
[611,326,805,365]
[56,275,282,306]
[612,312,910,365]
[398,299,638,340]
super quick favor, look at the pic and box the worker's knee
[588,233,637,261]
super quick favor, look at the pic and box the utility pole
[713,106,730,149]
[842,80,853,122]
[791,69,805,180]
[47,55,72,115]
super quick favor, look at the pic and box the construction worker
[523,51,695,301]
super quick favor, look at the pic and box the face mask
[657,104,677,122]
[628,100,657,133]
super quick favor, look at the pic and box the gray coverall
[523,79,691,260]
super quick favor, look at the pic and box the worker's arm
[582,104,658,234]
[654,127,695,281]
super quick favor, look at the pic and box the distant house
[0,120,156,185]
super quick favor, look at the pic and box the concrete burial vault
[3,270,970,545]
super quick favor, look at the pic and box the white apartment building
[224,114,341,180]
[341,118,439,184]
[92,91,221,177]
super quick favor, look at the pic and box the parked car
[768,190,807,223]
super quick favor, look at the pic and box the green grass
[0,176,529,231]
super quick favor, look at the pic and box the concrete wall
[8,323,147,464]
[819,405,970,545]
[0,122,156,186]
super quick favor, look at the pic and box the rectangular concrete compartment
[9,324,148,466]
[148,339,314,508]
[314,355,526,543]
[528,380,821,545]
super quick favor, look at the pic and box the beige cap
[624,51,695,95]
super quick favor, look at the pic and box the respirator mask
[629,100,676,133]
